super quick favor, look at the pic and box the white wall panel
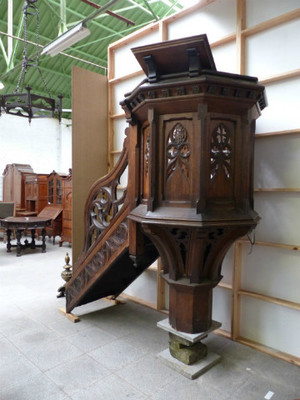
[113,74,146,114]
[242,244,300,303]
[240,297,300,357]
[255,79,300,134]
[221,245,234,286]
[254,192,300,244]
[167,0,235,43]
[212,42,237,73]
[113,118,128,151]
[212,287,232,333]
[246,0,300,28]
[124,269,158,306]
[0,114,72,195]
[246,20,300,79]
[254,134,300,189]
[114,31,160,78]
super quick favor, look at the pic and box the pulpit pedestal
[157,319,221,379]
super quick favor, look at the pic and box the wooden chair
[0,202,15,242]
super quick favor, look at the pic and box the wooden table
[0,216,52,256]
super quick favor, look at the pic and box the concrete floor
[0,238,299,400]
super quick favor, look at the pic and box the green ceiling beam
[74,19,151,50]
[8,9,23,71]
[47,0,124,38]
[0,22,108,67]
[141,0,158,21]
[111,0,181,15]
[59,0,68,35]
[0,37,8,65]
[7,0,13,61]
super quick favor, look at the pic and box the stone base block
[158,348,221,380]
[157,319,221,343]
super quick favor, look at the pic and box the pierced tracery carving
[144,127,150,175]
[167,123,190,181]
[88,182,127,247]
[210,123,232,180]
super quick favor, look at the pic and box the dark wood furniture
[0,202,15,242]
[24,173,48,214]
[47,171,67,206]
[38,205,63,244]
[125,35,266,334]
[59,169,72,246]
[2,163,33,214]
[0,216,51,256]
[66,35,266,364]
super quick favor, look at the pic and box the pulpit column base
[157,318,221,379]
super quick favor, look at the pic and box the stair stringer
[66,133,131,313]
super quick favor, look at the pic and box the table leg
[41,228,47,253]
[6,229,12,252]
[30,229,36,249]
[16,229,22,257]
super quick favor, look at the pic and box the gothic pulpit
[121,35,266,369]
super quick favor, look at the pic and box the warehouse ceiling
[0,0,190,114]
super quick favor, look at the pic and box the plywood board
[72,66,108,263]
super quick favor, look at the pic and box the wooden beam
[109,70,144,84]
[110,113,125,120]
[59,307,80,322]
[159,20,168,42]
[239,238,300,252]
[242,8,300,37]
[237,336,300,367]
[210,33,235,48]
[108,21,159,50]
[260,68,300,85]
[238,289,300,311]
[254,188,300,192]
[236,0,246,74]
[255,129,300,138]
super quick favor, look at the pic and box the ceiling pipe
[79,0,135,26]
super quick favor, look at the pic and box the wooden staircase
[66,133,158,313]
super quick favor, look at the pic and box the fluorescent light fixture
[41,22,90,57]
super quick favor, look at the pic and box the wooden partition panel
[72,66,108,264]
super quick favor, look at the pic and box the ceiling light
[41,22,91,57]
[0,0,62,123]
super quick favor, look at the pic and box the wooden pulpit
[121,35,266,340]
[66,34,266,369]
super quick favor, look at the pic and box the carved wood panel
[207,118,237,204]
[160,115,194,203]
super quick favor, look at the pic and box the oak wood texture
[66,35,265,336]
[72,66,108,263]
[59,170,72,246]
[2,163,33,212]
[38,205,63,244]
[24,173,48,214]
[107,0,299,364]
[0,216,51,256]
[124,34,265,333]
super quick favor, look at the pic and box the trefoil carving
[167,123,190,180]
[210,123,232,180]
